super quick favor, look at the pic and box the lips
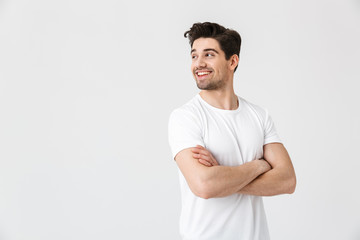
[196,70,212,77]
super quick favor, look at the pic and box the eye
[205,53,214,57]
[191,55,197,59]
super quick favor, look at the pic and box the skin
[190,38,239,110]
[192,144,296,196]
[175,37,296,198]
[176,148,272,199]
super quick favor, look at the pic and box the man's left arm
[238,142,296,196]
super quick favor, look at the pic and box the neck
[199,86,238,110]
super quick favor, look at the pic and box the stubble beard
[196,78,225,90]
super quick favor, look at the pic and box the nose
[195,56,206,69]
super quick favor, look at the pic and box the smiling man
[168,22,296,240]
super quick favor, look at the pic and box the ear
[228,54,239,71]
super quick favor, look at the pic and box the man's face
[191,38,232,90]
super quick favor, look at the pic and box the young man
[168,22,296,240]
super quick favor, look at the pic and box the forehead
[191,38,222,53]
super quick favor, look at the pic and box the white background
[1,0,359,239]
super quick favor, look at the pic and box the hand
[191,145,219,167]
[257,158,272,172]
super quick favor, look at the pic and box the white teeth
[197,72,210,76]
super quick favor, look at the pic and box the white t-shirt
[168,94,282,240]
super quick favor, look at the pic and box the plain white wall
[0,0,359,239]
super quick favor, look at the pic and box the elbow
[195,191,212,200]
[286,175,297,194]
[191,178,215,199]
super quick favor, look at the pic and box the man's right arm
[175,147,271,199]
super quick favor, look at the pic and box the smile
[196,71,212,76]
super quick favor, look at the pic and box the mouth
[195,71,212,78]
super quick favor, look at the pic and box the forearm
[238,143,296,196]
[238,167,296,196]
[200,159,270,198]
[192,143,296,197]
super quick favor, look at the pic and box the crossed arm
[175,143,296,199]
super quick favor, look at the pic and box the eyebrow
[190,48,219,54]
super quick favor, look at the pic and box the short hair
[184,22,242,71]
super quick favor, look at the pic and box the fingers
[212,158,219,166]
[191,145,219,166]
[192,153,211,161]
[198,157,218,167]
[192,145,206,152]
[198,158,212,167]
[193,153,218,167]
[191,146,202,152]
[191,148,210,156]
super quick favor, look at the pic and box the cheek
[191,63,196,73]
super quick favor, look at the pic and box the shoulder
[169,95,203,121]
[239,96,269,119]
[239,97,280,140]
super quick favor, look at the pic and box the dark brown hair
[184,22,242,71]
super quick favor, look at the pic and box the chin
[197,84,216,91]
[196,80,224,91]
[196,82,208,90]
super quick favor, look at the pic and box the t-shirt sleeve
[263,109,282,145]
[168,108,204,160]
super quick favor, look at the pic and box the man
[168,22,296,240]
